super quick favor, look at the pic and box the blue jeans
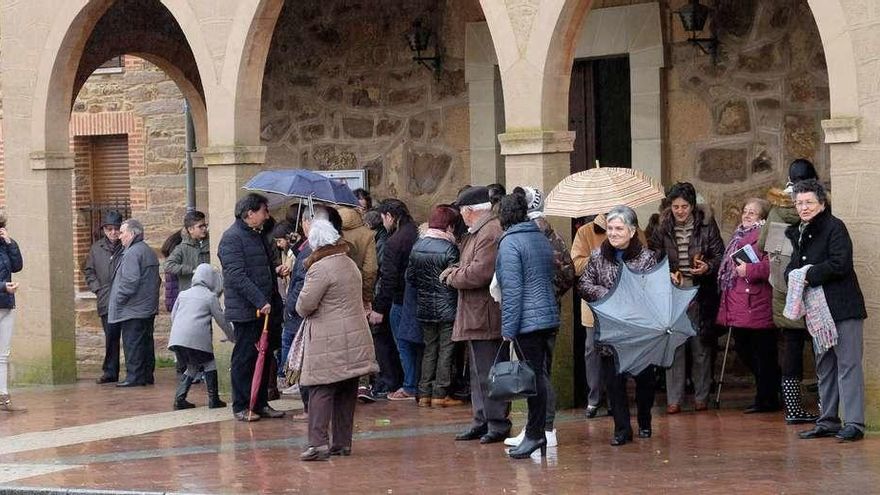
[390,304,422,395]
[277,324,295,378]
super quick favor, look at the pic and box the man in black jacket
[83,211,124,384]
[219,193,285,422]
[785,180,867,442]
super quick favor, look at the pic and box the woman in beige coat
[296,218,379,461]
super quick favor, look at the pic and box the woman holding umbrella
[579,206,657,446]
[296,219,379,461]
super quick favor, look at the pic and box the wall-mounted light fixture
[405,19,442,77]
[675,0,719,63]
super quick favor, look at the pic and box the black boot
[205,370,227,409]
[782,378,818,424]
[507,435,547,459]
[174,374,196,410]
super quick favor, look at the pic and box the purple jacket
[715,228,774,329]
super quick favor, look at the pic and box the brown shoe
[434,397,465,408]
[666,404,681,415]
[418,397,432,407]
[694,401,709,411]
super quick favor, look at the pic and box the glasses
[795,200,819,209]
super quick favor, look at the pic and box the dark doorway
[569,55,631,407]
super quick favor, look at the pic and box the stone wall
[665,0,830,235]
[260,0,485,220]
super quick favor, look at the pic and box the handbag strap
[491,339,526,366]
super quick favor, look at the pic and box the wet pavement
[0,370,877,494]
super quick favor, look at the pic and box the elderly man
[219,193,285,422]
[108,219,160,387]
[442,186,510,444]
[84,211,125,384]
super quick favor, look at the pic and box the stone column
[6,152,77,384]
[202,145,267,393]
[499,130,577,408]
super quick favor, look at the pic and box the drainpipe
[184,99,197,212]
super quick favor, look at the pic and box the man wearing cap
[441,186,511,444]
[83,211,125,384]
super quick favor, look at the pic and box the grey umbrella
[589,258,698,376]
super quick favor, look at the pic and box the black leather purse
[488,340,537,402]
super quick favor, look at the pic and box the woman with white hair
[296,218,379,461]
[578,205,657,446]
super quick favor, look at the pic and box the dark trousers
[120,317,155,385]
[468,339,511,435]
[99,315,122,380]
[372,326,403,394]
[781,328,810,379]
[514,330,554,440]
[733,328,781,408]
[603,357,655,435]
[307,377,359,448]
[231,320,270,414]
[419,321,455,398]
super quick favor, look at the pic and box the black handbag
[487,340,537,402]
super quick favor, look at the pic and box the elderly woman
[579,206,657,446]
[785,180,867,442]
[495,193,559,459]
[296,219,379,461]
[716,199,780,414]
[648,182,724,414]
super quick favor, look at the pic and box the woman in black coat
[785,180,867,442]
[0,210,22,412]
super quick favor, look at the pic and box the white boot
[504,427,525,447]
[545,429,558,448]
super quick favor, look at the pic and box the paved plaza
[0,370,876,494]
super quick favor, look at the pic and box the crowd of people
[0,158,865,460]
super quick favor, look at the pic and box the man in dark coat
[218,193,285,422]
[83,211,125,384]
[108,219,160,387]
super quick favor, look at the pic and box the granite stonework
[666,0,830,234]
[259,0,483,220]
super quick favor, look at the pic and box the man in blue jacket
[219,193,285,422]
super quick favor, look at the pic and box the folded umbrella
[243,169,359,208]
[247,311,271,421]
[589,258,698,376]
[544,167,665,218]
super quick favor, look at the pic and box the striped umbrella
[544,167,665,218]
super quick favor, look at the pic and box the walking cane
[714,326,733,409]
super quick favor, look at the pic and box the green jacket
[758,188,805,329]
[165,230,210,291]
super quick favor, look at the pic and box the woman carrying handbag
[494,194,559,459]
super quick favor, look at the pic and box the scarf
[718,223,761,291]
[784,265,837,353]
[424,228,456,244]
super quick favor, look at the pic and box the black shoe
[799,425,839,439]
[116,381,145,388]
[95,376,117,384]
[610,431,633,446]
[256,406,285,419]
[300,446,330,461]
[835,425,864,442]
[785,412,819,425]
[329,446,352,456]
[455,427,488,441]
[480,431,509,444]
[507,436,547,459]
[174,374,195,410]
[745,403,782,414]
[638,428,652,439]
[358,390,377,404]
[585,405,599,419]
[233,410,260,422]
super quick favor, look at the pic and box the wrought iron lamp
[405,19,442,77]
[675,0,719,63]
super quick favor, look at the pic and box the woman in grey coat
[168,264,234,410]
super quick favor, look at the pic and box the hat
[521,186,544,215]
[788,159,818,183]
[453,186,490,207]
[102,211,123,228]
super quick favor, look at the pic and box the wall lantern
[405,19,442,77]
[675,0,719,63]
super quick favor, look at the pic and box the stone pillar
[7,152,77,384]
[499,130,577,408]
[202,145,267,393]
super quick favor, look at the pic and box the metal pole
[184,99,197,212]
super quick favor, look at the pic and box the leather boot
[205,370,226,409]
[782,378,818,424]
[267,360,280,401]
[173,374,196,410]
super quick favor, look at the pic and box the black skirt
[170,346,214,366]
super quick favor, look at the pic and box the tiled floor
[0,370,876,494]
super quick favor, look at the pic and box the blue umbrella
[243,169,359,207]
[589,257,698,376]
